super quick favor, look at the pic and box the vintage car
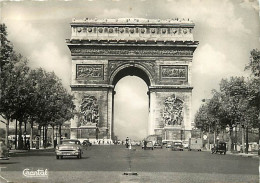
[211,142,226,155]
[171,141,184,151]
[0,141,9,160]
[142,141,154,150]
[154,142,163,149]
[55,139,82,159]
[182,141,189,149]
[82,139,92,147]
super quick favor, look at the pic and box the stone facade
[67,18,198,142]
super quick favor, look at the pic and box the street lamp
[23,131,27,149]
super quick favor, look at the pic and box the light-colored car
[166,142,172,148]
[182,141,189,149]
[154,142,163,149]
[146,141,154,150]
[55,139,82,159]
[0,141,9,160]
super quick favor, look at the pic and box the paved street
[0,145,258,183]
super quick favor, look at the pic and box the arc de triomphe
[66,18,199,142]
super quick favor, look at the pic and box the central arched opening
[112,66,150,142]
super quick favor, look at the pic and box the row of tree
[194,49,260,153]
[0,24,75,149]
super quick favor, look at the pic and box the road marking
[0,167,13,183]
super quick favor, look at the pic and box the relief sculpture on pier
[79,95,99,127]
[163,94,183,126]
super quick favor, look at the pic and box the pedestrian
[125,137,129,148]
[26,139,30,151]
[144,140,147,150]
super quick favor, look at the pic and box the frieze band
[71,47,194,57]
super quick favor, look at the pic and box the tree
[0,24,20,147]
[0,24,13,69]
[28,68,75,147]
[245,49,260,154]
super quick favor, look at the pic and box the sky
[0,0,260,140]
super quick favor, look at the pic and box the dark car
[142,141,154,150]
[82,140,92,147]
[171,141,184,151]
[55,139,82,159]
[211,142,226,155]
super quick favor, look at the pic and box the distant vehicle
[182,141,189,149]
[188,138,202,151]
[162,140,174,148]
[0,141,9,160]
[55,139,82,159]
[171,141,184,151]
[211,142,226,155]
[166,141,173,148]
[154,142,163,149]
[82,140,92,147]
[142,141,154,150]
[146,141,154,150]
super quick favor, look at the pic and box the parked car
[171,141,184,151]
[82,140,92,147]
[154,142,163,149]
[211,142,226,155]
[165,141,172,148]
[182,141,189,149]
[55,139,82,159]
[142,141,154,150]
[0,140,9,160]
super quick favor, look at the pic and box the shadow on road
[0,162,19,165]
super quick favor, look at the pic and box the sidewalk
[226,151,259,159]
[203,149,259,159]
[9,147,54,154]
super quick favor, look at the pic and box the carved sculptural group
[79,95,99,126]
[163,94,184,126]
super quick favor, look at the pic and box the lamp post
[23,131,27,150]
[233,123,237,151]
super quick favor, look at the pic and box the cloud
[6,20,71,89]
[6,20,44,46]
[193,44,240,77]
[161,0,251,35]
[98,8,134,18]
[29,42,71,89]
[239,0,259,11]
[114,76,148,140]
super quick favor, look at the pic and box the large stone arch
[109,63,154,86]
[67,18,198,143]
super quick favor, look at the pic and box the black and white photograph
[0,0,259,182]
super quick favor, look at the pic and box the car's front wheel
[56,155,59,159]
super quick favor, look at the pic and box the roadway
[0,145,258,183]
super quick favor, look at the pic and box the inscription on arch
[76,64,104,80]
[160,65,187,80]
